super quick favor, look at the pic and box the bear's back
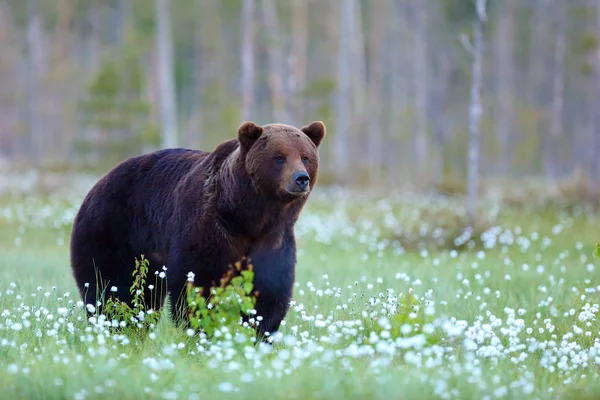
[79,148,208,220]
[97,148,206,192]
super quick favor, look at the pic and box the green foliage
[299,78,336,124]
[443,129,468,180]
[440,0,497,33]
[575,33,598,56]
[186,257,259,340]
[366,288,439,344]
[220,103,243,134]
[513,105,543,171]
[130,0,158,38]
[300,78,337,100]
[574,32,599,76]
[80,45,148,128]
[219,0,243,19]
[565,6,599,76]
[76,33,159,167]
[441,0,478,28]
[102,255,164,338]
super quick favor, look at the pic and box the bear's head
[237,121,326,202]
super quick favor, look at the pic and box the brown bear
[69,120,326,339]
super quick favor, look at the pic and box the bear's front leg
[249,234,297,342]
[253,294,293,341]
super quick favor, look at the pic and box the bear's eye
[275,155,286,164]
[301,156,310,163]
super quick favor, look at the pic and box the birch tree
[466,0,487,222]
[494,0,516,173]
[241,0,255,122]
[86,4,101,73]
[545,0,566,180]
[55,0,72,61]
[591,1,600,200]
[289,0,308,126]
[366,0,387,178]
[25,0,43,162]
[430,51,450,187]
[527,0,549,107]
[335,0,354,183]
[386,0,411,178]
[155,0,179,149]
[261,0,289,123]
[425,2,450,187]
[185,0,207,149]
[350,0,367,169]
[413,0,429,179]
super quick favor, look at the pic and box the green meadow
[1,185,600,400]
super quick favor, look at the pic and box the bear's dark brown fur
[69,121,325,339]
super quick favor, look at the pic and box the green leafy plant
[387,289,435,338]
[75,35,159,169]
[366,288,440,345]
[186,257,259,340]
[102,255,164,336]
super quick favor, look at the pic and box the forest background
[1,0,599,205]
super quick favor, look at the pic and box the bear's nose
[294,171,310,190]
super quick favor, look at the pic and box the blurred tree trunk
[261,0,289,122]
[527,1,548,105]
[241,0,255,122]
[430,51,450,187]
[335,0,354,183]
[413,0,429,180]
[192,0,227,146]
[113,0,128,48]
[427,2,449,187]
[467,0,486,223]
[591,2,600,200]
[386,0,411,181]
[289,0,308,126]
[51,0,75,162]
[155,0,179,149]
[78,4,102,163]
[186,0,207,150]
[494,0,516,174]
[366,0,387,179]
[544,1,565,180]
[527,0,550,174]
[55,0,72,61]
[0,2,19,158]
[87,5,101,73]
[350,0,367,173]
[26,0,43,163]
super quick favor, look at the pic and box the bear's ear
[238,121,263,150]
[301,121,326,148]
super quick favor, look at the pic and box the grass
[1,186,600,399]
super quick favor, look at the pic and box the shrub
[365,288,440,345]
[185,257,259,341]
[102,255,164,336]
[97,255,260,345]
